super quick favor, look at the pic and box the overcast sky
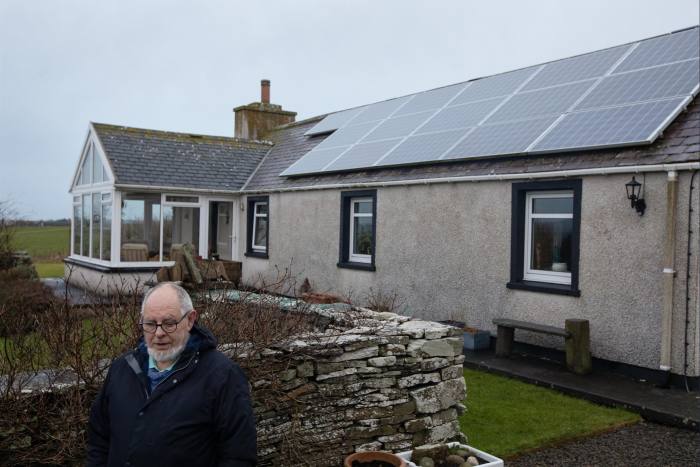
[1,0,698,219]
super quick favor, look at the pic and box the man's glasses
[140,310,191,334]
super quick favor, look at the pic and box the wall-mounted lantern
[625,176,646,216]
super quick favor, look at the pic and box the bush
[0,279,55,337]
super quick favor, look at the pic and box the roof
[92,123,272,191]
[242,95,699,192]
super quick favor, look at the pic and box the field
[459,368,640,459]
[12,225,69,278]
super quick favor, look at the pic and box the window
[120,193,162,262]
[71,191,111,260]
[246,196,269,258]
[508,180,581,296]
[338,190,376,271]
[76,143,107,186]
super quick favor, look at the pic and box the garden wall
[222,296,467,467]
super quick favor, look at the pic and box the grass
[34,263,65,278]
[11,226,69,278]
[460,368,640,459]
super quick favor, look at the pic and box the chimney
[234,79,296,140]
[261,79,270,104]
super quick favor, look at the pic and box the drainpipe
[660,170,678,381]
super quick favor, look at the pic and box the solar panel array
[285,26,699,176]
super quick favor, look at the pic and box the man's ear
[187,309,198,329]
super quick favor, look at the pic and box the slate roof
[93,123,272,191]
[242,96,700,192]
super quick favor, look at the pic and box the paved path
[507,421,699,466]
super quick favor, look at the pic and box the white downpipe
[660,170,678,372]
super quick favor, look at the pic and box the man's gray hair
[141,282,194,317]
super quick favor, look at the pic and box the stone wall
[225,297,467,467]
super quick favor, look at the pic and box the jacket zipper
[149,351,198,397]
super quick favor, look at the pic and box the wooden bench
[493,318,592,375]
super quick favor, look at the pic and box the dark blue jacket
[87,324,257,467]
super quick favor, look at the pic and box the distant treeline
[10,219,70,227]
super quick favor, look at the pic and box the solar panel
[576,59,699,110]
[487,80,595,124]
[615,27,700,73]
[588,59,699,108]
[533,97,687,152]
[450,67,539,105]
[417,97,504,133]
[523,45,632,91]
[376,129,467,166]
[280,146,349,176]
[361,111,434,142]
[282,26,699,177]
[313,121,379,150]
[304,107,365,136]
[444,116,558,160]
[324,139,402,171]
[351,96,411,124]
[393,83,467,116]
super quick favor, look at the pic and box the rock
[412,444,448,462]
[441,364,464,380]
[368,356,397,367]
[454,449,470,458]
[280,369,297,382]
[420,357,450,371]
[466,456,479,466]
[316,367,358,381]
[421,339,456,357]
[398,372,441,389]
[296,361,314,377]
[331,346,379,362]
[446,454,467,467]
[419,457,435,467]
[411,378,467,414]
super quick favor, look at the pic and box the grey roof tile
[94,123,271,191]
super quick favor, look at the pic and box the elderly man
[87,282,256,467]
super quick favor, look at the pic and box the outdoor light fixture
[625,176,646,216]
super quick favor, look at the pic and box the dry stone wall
[227,298,467,467]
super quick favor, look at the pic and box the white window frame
[523,191,573,285]
[251,201,268,253]
[349,197,373,264]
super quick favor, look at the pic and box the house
[67,26,700,387]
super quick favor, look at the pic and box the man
[87,282,257,467]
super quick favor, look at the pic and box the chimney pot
[261,79,270,104]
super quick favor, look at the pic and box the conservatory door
[209,201,234,260]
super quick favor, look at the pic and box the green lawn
[11,226,69,278]
[34,262,65,278]
[460,368,640,459]
[12,226,70,261]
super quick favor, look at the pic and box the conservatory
[65,123,268,294]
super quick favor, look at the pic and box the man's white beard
[147,341,186,364]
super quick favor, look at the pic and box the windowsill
[506,280,580,297]
[245,251,269,259]
[337,261,376,272]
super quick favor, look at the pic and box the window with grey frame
[338,190,376,271]
[508,179,581,296]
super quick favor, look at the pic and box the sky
[0,0,698,220]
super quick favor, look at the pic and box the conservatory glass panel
[162,206,200,260]
[120,193,161,262]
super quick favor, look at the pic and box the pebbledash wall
[240,170,700,379]
[240,305,467,467]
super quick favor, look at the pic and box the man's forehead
[143,287,180,317]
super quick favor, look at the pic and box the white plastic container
[397,442,504,467]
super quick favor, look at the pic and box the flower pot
[397,442,503,467]
[463,328,491,351]
[345,451,407,467]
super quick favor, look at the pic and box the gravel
[506,422,700,466]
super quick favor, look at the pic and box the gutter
[113,184,240,195]
[241,162,700,194]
